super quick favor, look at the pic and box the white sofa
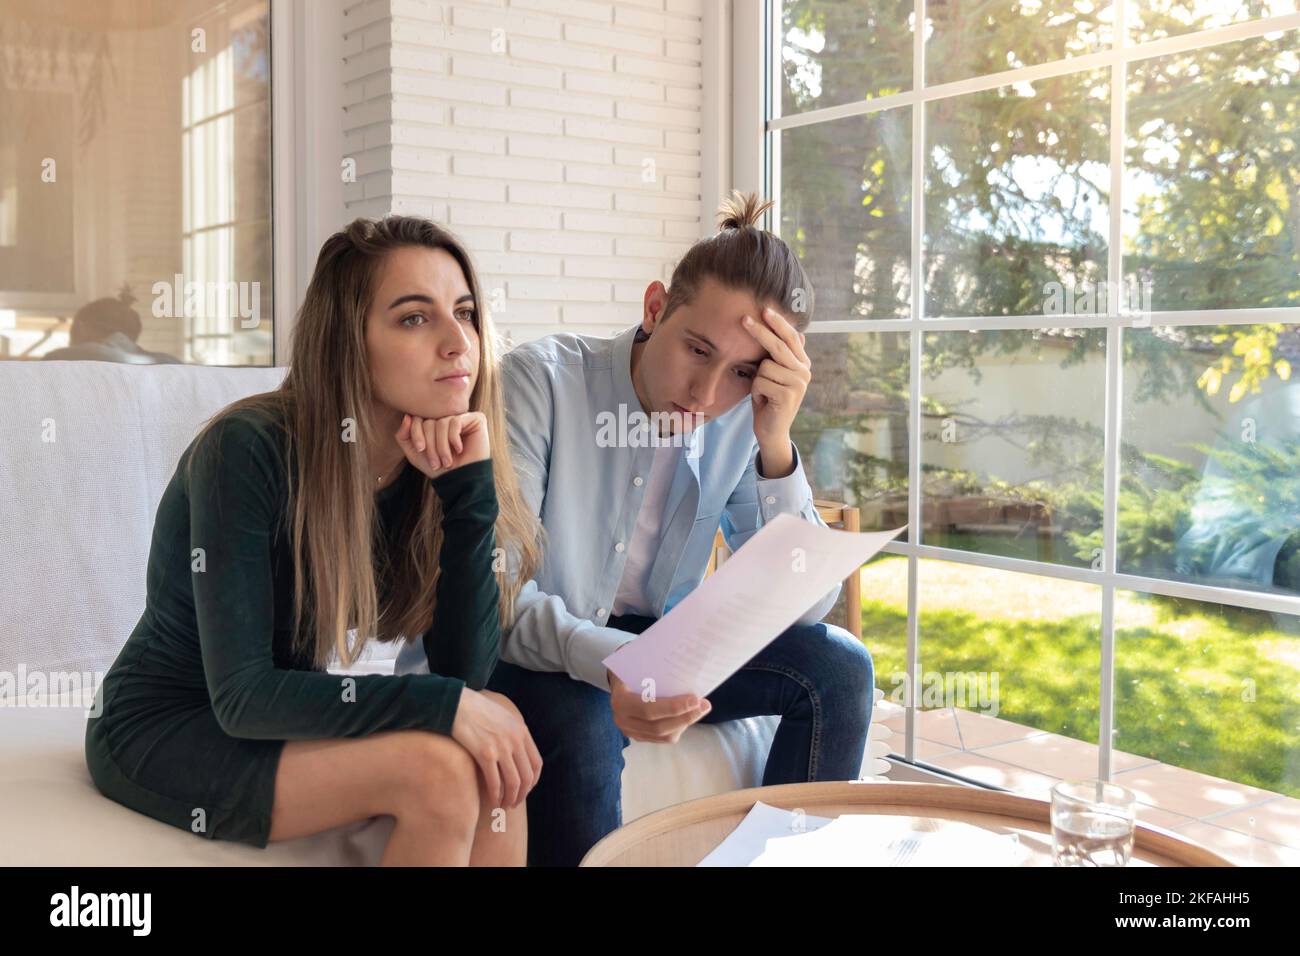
[0,359,890,865]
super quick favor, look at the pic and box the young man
[397,193,874,866]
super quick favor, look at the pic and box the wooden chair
[703,500,863,639]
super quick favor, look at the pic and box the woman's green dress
[84,406,501,847]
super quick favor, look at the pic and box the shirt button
[596,607,606,618]
[615,541,625,553]
[765,495,777,505]
[633,476,644,487]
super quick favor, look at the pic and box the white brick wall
[340,0,708,345]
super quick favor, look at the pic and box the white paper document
[603,512,904,698]
[699,801,1030,867]
[697,801,835,867]
[749,812,1030,867]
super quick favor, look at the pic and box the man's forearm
[756,437,795,479]
[504,583,634,690]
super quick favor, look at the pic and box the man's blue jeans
[485,615,874,866]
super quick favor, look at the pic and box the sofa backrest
[0,360,287,675]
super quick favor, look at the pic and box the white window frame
[270,0,346,366]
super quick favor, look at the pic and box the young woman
[85,217,544,866]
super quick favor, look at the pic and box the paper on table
[697,801,1030,867]
[696,801,835,867]
[603,512,903,698]
[750,813,1030,867]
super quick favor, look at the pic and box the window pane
[795,332,910,535]
[779,0,913,116]
[903,559,1102,795]
[1122,324,1300,596]
[1124,29,1300,312]
[859,552,908,689]
[780,107,912,321]
[0,0,273,366]
[1115,592,1300,834]
[921,328,1107,567]
[925,70,1111,318]
[927,0,1114,87]
[1131,0,1299,45]
[850,553,909,761]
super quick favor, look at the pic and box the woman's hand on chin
[395,411,491,480]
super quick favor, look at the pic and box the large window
[0,0,273,366]
[770,0,1300,852]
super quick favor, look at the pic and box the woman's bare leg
[467,689,530,866]
[267,729,481,866]
[467,795,527,866]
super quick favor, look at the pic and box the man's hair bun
[661,189,813,333]
[717,190,774,231]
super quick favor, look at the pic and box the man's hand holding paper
[603,514,905,712]
[607,671,712,743]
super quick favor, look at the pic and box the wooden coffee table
[580,781,1234,867]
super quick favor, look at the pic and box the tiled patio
[875,699,1300,866]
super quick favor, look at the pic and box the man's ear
[641,281,669,335]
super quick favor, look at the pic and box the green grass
[860,556,1300,798]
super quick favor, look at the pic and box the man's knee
[479,688,524,721]
[779,621,874,699]
[826,623,873,681]
[823,623,874,697]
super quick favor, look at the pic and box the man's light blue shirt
[396,322,839,689]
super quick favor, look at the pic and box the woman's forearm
[422,457,502,688]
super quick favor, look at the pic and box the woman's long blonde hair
[189,216,543,669]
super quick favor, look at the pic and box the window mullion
[903,0,927,764]
[1098,0,1130,784]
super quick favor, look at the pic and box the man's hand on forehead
[739,306,812,479]
[740,306,810,371]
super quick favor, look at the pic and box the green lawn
[859,556,1300,799]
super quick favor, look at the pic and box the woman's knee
[393,732,481,828]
